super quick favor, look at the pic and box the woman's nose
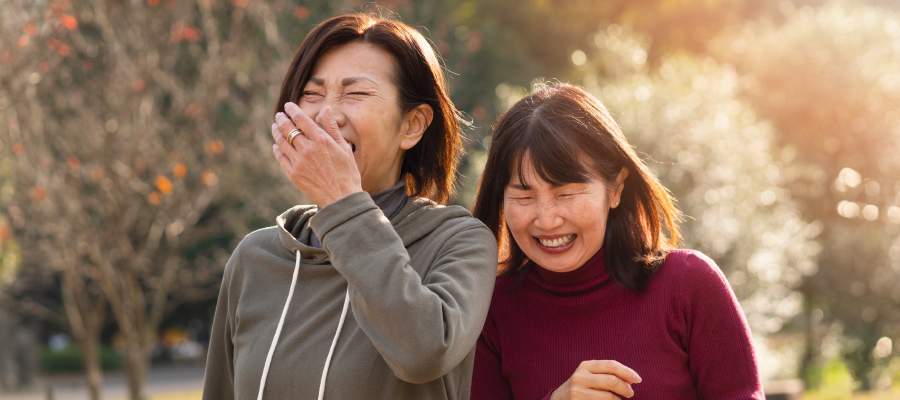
[314,103,347,127]
[533,203,564,231]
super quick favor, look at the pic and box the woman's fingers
[283,102,326,145]
[320,106,353,153]
[580,360,641,384]
[270,102,362,207]
[567,386,625,400]
[273,115,301,157]
[272,143,291,169]
[551,360,640,399]
[552,373,633,400]
[271,122,292,169]
[571,370,634,398]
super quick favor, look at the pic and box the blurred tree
[719,1,900,390]
[0,0,321,398]
[437,0,760,118]
[0,220,18,300]
[0,214,24,392]
[439,0,771,203]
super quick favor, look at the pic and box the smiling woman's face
[503,156,626,273]
[299,42,423,194]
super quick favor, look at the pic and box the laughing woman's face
[503,156,627,273]
[298,42,429,194]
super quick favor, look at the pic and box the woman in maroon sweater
[470,83,764,400]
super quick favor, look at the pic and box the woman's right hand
[550,360,642,399]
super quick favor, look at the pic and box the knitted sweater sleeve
[471,309,515,399]
[677,251,765,400]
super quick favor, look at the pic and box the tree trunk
[123,339,150,400]
[0,309,15,391]
[798,286,819,389]
[80,333,103,400]
[60,271,106,400]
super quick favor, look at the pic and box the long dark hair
[275,13,463,205]
[471,83,682,290]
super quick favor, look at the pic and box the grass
[112,390,202,400]
[803,389,900,400]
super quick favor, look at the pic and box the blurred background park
[1,0,900,399]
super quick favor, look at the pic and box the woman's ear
[400,104,433,150]
[609,167,629,209]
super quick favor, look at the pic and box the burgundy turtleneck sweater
[471,248,764,400]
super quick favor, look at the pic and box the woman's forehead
[507,150,599,188]
[309,42,397,86]
[507,165,596,192]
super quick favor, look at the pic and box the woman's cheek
[503,203,527,231]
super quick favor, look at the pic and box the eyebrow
[341,76,378,87]
[306,76,379,87]
[509,180,578,190]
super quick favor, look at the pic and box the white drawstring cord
[256,250,350,400]
[257,250,301,400]
[318,288,350,400]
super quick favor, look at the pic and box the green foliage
[804,358,856,399]
[0,154,18,289]
[0,227,19,289]
[40,345,122,373]
[719,1,900,387]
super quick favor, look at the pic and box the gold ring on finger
[287,129,303,145]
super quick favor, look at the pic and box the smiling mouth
[536,234,576,248]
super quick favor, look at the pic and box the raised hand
[271,102,362,208]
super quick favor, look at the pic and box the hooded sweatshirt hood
[276,196,474,260]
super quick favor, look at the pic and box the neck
[364,152,405,194]
[532,247,608,288]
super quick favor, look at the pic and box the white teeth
[538,234,575,248]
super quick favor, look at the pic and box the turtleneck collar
[368,179,409,220]
[528,247,610,295]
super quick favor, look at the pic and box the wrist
[309,191,378,242]
[318,186,362,208]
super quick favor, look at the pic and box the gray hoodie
[202,191,498,399]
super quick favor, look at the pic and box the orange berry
[202,170,218,186]
[148,192,162,205]
[155,176,173,195]
[132,78,146,92]
[173,163,187,178]
[61,15,78,30]
[30,186,47,199]
[68,156,80,170]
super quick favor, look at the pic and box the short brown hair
[471,83,682,290]
[275,13,463,204]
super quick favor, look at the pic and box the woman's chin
[527,245,583,273]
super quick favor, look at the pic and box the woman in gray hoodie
[202,13,498,400]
